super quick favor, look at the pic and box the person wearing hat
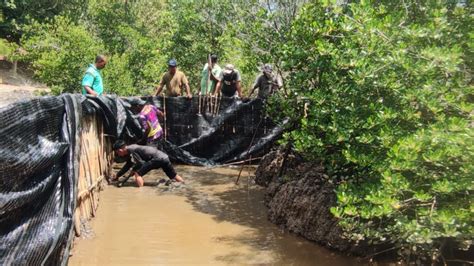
[215,64,243,98]
[249,63,282,99]
[155,59,192,99]
[200,54,221,95]
[129,98,164,145]
[111,140,185,187]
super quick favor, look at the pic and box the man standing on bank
[248,64,282,99]
[215,64,243,98]
[155,59,192,99]
[82,55,107,96]
[200,54,221,95]
[112,140,185,187]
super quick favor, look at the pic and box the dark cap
[113,140,126,150]
[168,59,177,67]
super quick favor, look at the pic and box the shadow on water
[69,165,364,266]
[172,165,362,266]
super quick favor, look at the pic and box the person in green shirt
[82,55,107,96]
[200,54,221,95]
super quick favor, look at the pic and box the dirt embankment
[255,149,376,256]
[0,60,49,108]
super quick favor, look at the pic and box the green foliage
[102,53,135,96]
[0,38,17,57]
[12,0,291,95]
[20,16,104,94]
[271,0,473,259]
[5,0,473,261]
[0,0,87,41]
[87,0,169,94]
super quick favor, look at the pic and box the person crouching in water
[112,140,184,187]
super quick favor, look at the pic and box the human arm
[155,74,166,96]
[138,115,151,141]
[249,77,260,97]
[181,74,192,99]
[210,67,220,82]
[235,70,243,98]
[214,70,224,96]
[214,80,222,96]
[116,158,134,179]
[155,84,164,96]
[83,86,98,96]
[156,108,164,121]
[236,81,242,98]
[185,82,192,99]
[82,73,98,96]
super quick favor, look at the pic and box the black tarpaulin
[0,94,81,265]
[85,95,283,165]
[0,94,283,265]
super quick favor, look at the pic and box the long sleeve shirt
[115,144,169,178]
[138,105,163,143]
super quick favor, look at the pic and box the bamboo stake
[217,94,222,116]
[211,95,215,115]
[210,156,263,168]
[235,116,264,185]
[212,94,217,116]
[213,94,221,116]
[206,54,212,114]
[74,209,81,237]
[198,92,202,114]
[163,95,167,140]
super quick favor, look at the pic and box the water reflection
[69,165,363,266]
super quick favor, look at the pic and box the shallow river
[69,165,363,265]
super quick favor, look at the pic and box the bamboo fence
[73,115,113,237]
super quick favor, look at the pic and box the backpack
[221,71,238,96]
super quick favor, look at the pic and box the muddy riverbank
[69,165,364,265]
[255,149,377,256]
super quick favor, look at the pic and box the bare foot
[174,175,185,183]
[135,174,144,187]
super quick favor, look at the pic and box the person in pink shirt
[130,98,164,145]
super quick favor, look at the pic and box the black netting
[0,94,283,265]
[0,94,80,265]
[85,95,284,165]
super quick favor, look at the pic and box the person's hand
[187,93,192,99]
[110,173,118,181]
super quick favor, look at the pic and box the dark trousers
[136,151,177,179]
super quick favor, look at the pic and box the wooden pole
[235,116,264,185]
[163,94,167,140]
[206,54,212,114]
[198,92,202,114]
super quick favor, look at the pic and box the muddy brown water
[69,165,364,265]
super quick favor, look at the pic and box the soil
[0,60,49,108]
[255,149,375,256]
